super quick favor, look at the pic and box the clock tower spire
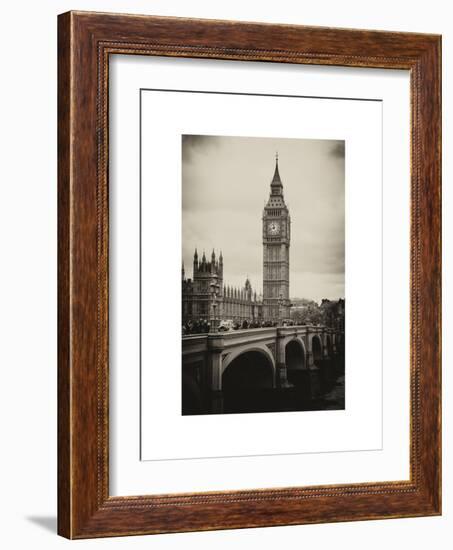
[262,154,291,321]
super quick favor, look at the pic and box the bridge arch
[285,338,306,370]
[285,338,308,390]
[311,334,323,363]
[221,347,276,414]
[221,345,276,380]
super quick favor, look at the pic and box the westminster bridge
[182,325,344,415]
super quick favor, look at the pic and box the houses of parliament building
[182,155,291,325]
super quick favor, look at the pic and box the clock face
[268,221,280,235]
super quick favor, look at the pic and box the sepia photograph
[181,135,345,415]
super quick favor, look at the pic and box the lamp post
[278,293,284,327]
[210,279,220,333]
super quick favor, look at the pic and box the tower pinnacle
[271,154,283,194]
[193,248,199,273]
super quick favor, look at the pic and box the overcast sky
[182,135,345,302]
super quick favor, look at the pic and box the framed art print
[58,11,441,538]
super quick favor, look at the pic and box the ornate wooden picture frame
[58,11,441,538]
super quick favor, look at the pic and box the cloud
[181,134,220,163]
[329,141,345,159]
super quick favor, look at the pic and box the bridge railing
[182,324,340,339]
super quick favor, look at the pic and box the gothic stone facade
[182,250,262,324]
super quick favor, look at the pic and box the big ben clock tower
[263,154,291,321]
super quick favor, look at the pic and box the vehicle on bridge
[218,319,234,331]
